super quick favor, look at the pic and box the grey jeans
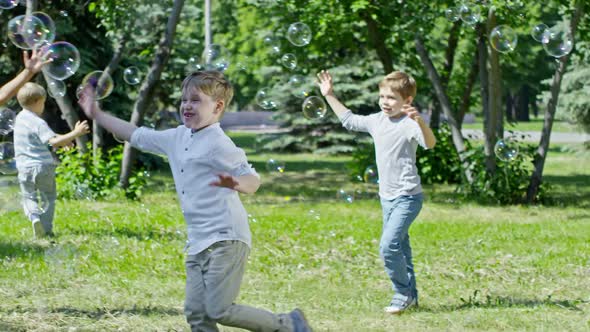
[18,165,56,233]
[184,240,293,332]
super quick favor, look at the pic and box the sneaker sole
[32,220,45,238]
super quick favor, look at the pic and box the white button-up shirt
[130,123,258,255]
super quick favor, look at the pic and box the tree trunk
[361,11,393,74]
[487,10,503,142]
[415,35,473,183]
[458,46,479,126]
[119,0,186,188]
[477,22,495,174]
[505,91,514,122]
[526,1,585,203]
[516,85,530,122]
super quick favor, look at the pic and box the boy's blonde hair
[379,71,417,100]
[17,82,46,108]
[181,71,233,116]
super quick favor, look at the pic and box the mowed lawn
[0,133,589,331]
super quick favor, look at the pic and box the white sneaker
[32,219,45,238]
[384,295,417,314]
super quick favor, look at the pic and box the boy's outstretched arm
[210,173,261,194]
[0,49,51,105]
[317,70,349,117]
[78,85,137,141]
[49,120,90,148]
[402,105,437,149]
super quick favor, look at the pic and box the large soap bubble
[0,108,16,135]
[301,96,327,120]
[489,25,518,53]
[33,11,56,44]
[46,79,66,98]
[42,42,81,80]
[81,71,114,100]
[286,22,312,47]
[531,23,548,42]
[201,44,230,72]
[542,24,573,58]
[0,0,18,10]
[7,14,47,49]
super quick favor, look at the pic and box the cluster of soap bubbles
[445,4,481,26]
[0,107,17,175]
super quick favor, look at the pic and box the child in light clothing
[317,69,436,314]
[78,70,313,332]
[14,82,89,238]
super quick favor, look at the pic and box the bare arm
[317,70,349,117]
[0,49,51,105]
[49,120,90,147]
[402,105,437,149]
[210,173,261,194]
[78,85,137,141]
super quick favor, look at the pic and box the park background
[0,0,589,331]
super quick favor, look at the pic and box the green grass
[0,133,589,331]
[461,116,580,133]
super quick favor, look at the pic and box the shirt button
[185,148,188,151]
[182,191,185,194]
[181,169,184,173]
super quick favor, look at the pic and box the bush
[56,143,147,201]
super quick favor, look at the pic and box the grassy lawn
[0,132,589,331]
[461,116,580,133]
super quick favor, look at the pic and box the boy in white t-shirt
[317,69,436,314]
[78,70,313,332]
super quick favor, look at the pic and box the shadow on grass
[542,174,590,208]
[0,241,47,259]
[65,225,184,242]
[2,305,181,318]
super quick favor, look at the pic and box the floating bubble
[280,53,297,70]
[74,184,93,201]
[123,66,141,85]
[23,189,49,215]
[302,96,327,120]
[33,12,56,44]
[459,4,480,26]
[81,71,114,100]
[531,23,548,42]
[363,165,379,184]
[0,159,17,175]
[46,79,66,98]
[266,158,285,173]
[0,141,14,160]
[263,35,281,55]
[445,7,460,22]
[542,24,573,58]
[185,57,203,73]
[286,22,312,47]
[247,214,258,223]
[256,88,279,110]
[42,42,81,80]
[336,189,354,204]
[494,139,519,162]
[0,0,18,10]
[308,209,320,220]
[59,10,68,17]
[288,75,311,99]
[201,44,230,72]
[0,108,16,135]
[489,25,518,53]
[7,14,47,49]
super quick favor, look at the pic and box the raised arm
[316,70,349,117]
[49,120,91,148]
[210,173,261,194]
[77,85,137,141]
[402,105,436,149]
[0,49,52,105]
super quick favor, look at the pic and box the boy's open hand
[74,120,90,135]
[77,85,99,119]
[210,173,239,190]
[401,104,422,122]
[23,48,52,74]
[316,70,334,97]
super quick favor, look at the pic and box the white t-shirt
[339,110,428,200]
[130,122,258,255]
[13,109,57,169]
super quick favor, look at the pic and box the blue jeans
[379,193,423,297]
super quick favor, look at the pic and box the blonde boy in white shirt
[78,71,313,332]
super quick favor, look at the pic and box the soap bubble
[46,79,66,98]
[33,11,56,44]
[0,0,18,9]
[445,7,460,22]
[363,165,379,184]
[542,24,573,58]
[286,22,312,47]
[489,25,518,53]
[42,41,80,80]
[280,53,297,70]
[288,75,312,99]
[531,23,548,42]
[7,14,47,49]
[0,141,14,160]
[201,44,230,72]
[336,189,354,204]
[459,4,480,26]
[123,66,141,85]
[0,108,16,135]
[263,35,281,55]
[494,139,519,162]
[301,96,327,120]
[255,88,279,110]
[81,71,114,100]
[185,57,203,73]
[266,158,285,173]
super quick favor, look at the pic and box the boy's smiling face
[180,87,223,130]
[378,87,411,118]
